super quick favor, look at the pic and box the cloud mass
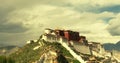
[0,0,120,46]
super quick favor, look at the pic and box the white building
[26,40,38,44]
[41,34,58,42]
[73,42,91,55]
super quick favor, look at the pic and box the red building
[54,29,84,42]
[64,31,70,41]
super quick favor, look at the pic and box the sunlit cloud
[0,0,120,46]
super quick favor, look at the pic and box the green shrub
[0,56,15,63]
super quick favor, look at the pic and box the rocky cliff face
[37,50,68,63]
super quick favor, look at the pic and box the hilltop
[2,28,119,63]
[103,41,120,51]
[10,39,79,63]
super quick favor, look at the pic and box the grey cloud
[0,23,28,33]
[0,33,26,46]
[107,26,120,36]
[0,7,15,23]
[107,19,120,36]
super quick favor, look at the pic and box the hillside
[4,28,120,63]
[103,41,120,62]
[10,39,79,63]
[103,41,120,51]
[0,46,19,56]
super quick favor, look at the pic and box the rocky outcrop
[37,50,68,63]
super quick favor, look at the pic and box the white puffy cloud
[107,13,120,36]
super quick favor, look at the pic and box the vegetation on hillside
[0,55,15,63]
[10,39,80,63]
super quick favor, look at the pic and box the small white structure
[26,40,31,44]
[33,46,40,50]
[104,51,112,57]
[51,32,56,35]
[44,28,52,34]
[41,34,47,41]
[26,40,34,44]
[26,40,38,44]
[58,37,68,43]
[92,51,104,57]
[39,41,44,47]
[34,40,38,42]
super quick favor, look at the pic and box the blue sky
[99,5,120,13]
[0,0,120,46]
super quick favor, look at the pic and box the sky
[0,0,120,46]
